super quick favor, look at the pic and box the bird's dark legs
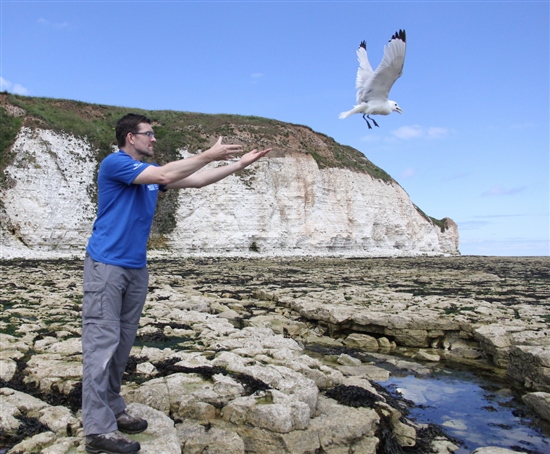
[362,114,372,129]
[362,114,379,129]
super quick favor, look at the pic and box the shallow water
[378,369,550,453]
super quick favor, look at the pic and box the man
[82,113,271,454]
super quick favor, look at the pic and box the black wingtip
[390,29,406,43]
[359,40,366,50]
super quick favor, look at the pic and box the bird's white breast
[363,100,393,116]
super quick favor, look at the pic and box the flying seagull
[339,29,406,129]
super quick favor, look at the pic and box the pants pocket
[83,282,106,319]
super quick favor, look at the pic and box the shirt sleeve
[101,152,152,186]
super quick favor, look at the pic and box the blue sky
[1,0,548,256]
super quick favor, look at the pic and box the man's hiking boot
[116,410,148,434]
[85,430,140,453]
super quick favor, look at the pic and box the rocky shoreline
[1,256,549,453]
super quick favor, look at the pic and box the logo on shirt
[147,184,159,191]
[133,163,144,170]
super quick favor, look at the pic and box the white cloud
[12,84,29,95]
[400,168,415,179]
[0,77,9,91]
[391,124,454,140]
[392,125,423,140]
[360,134,383,143]
[481,185,527,197]
[37,17,69,29]
[0,77,29,95]
[426,127,450,139]
[250,73,264,84]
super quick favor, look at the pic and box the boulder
[521,392,550,422]
[343,333,379,351]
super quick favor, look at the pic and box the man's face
[129,124,156,158]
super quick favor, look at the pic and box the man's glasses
[132,131,155,138]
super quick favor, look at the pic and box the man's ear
[126,132,134,146]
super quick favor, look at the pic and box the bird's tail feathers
[339,105,365,119]
[339,110,354,119]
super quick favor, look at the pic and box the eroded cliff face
[1,127,97,257]
[169,150,459,256]
[0,126,459,259]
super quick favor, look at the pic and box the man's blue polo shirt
[86,150,165,269]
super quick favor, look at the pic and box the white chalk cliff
[0,121,459,259]
[171,150,458,256]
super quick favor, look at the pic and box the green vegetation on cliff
[1,93,391,178]
[0,104,23,187]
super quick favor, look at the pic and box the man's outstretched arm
[133,137,244,186]
[165,147,272,189]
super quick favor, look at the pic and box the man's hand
[238,148,273,168]
[204,137,244,161]
[164,146,273,189]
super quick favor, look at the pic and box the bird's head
[390,101,403,114]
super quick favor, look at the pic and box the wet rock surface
[0,256,549,453]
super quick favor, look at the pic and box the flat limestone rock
[0,256,548,453]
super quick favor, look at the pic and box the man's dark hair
[116,113,152,148]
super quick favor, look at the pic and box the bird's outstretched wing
[355,40,374,93]
[356,29,406,104]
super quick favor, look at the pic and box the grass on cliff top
[1,93,392,181]
[0,105,24,181]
